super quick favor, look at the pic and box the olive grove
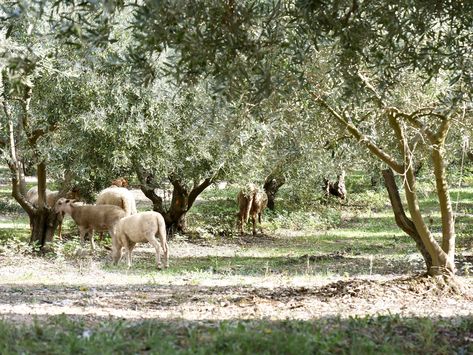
[1,1,472,279]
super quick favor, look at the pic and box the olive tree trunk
[2,72,64,249]
[317,96,456,278]
[382,169,432,270]
[263,173,285,210]
[11,162,61,248]
[136,167,216,238]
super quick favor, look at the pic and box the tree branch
[314,94,403,173]
[188,176,214,209]
[357,72,385,107]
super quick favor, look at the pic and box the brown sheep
[111,177,129,188]
[237,183,268,235]
[55,198,126,250]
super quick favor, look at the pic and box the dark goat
[237,184,268,235]
[323,171,347,200]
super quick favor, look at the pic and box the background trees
[1,1,472,277]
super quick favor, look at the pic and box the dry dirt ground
[1,238,472,326]
[1,186,472,326]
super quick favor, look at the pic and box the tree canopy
[1,0,472,276]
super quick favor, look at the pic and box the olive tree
[122,0,472,277]
[4,1,472,276]
[0,12,94,246]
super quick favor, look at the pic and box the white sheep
[55,198,126,250]
[26,186,81,240]
[96,187,137,216]
[111,211,169,269]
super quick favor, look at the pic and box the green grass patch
[0,315,471,354]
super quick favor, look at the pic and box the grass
[0,315,472,354]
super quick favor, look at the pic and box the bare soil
[1,238,472,326]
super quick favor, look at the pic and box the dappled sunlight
[321,229,400,239]
[1,274,472,325]
[0,222,29,230]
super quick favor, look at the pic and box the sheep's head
[111,177,129,188]
[55,198,72,213]
[65,187,81,200]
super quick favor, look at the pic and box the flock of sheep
[25,180,269,270]
[26,181,168,270]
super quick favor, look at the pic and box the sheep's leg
[57,222,62,241]
[79,227,86,246]
[239,215,245,235]
[126,242,136,269]
[158,230,169,268]
[148,236,163,269]
[163,241,169,268]
[112,244,122,265]
[258,212,264,234]
[252,214,257,235]
[89,230,96,251]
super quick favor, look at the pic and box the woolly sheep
[26,186,81,240]
[96,187,137,216]
[55,198,126,250]
[111,211,169,269]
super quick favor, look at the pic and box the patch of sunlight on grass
[0,222,29,229]
[323,229,395,239]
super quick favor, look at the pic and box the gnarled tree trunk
[263,173,285,210]
[136,166,215,238]
[29,207,61,246]
[11,162,62,248]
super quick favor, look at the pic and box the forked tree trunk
[386,111,455,277]
[3,74,62,249]
[136,167,215,238]
[316,97,456,278]
[382,169,432,271]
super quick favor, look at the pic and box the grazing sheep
[96,187,137,216]
[111,211,169,269]
[111,177,129,188]
[237,184,268,235]
[96,186,137,241]
[323,171,347,200]
[55,198,126,250]
[26,186,81,240]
